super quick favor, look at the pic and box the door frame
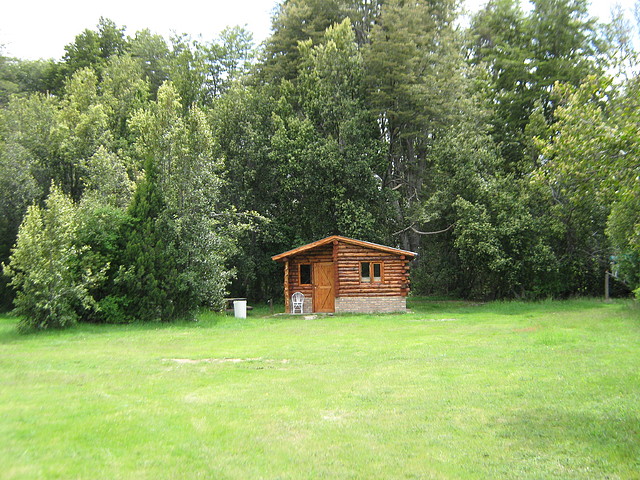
[313,262,335,313]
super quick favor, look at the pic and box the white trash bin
[233,299,247,319]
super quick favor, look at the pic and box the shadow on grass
[498,407,640,471]
[408,297,632,316]
[0,303,296,344]
[0,309,234,344]
[1,298,634,344]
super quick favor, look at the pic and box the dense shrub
[2,185,105,330]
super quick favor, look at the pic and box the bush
[74,200,131,323]
[2,185,105,330]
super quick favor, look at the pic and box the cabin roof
[271,235,418,262]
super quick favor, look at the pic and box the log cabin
[271,236,417,314]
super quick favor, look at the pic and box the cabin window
[360,262,370,282]
[373,262,382,282]
[299,264,312,285]
[361,262,382,283]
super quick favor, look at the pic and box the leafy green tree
[468,0,531,168]
[128,29,170,98]
[2,184,105,330]
[209,83,283,300]
[468,0,603,171]
[111,158,179,322]
[212,19,391,300]
[601,5,640,79]
[0,93,59,308]
[82,146,134,208]
[74,198,131,323]
[405,112,569,299]
[95,17,128,59]
[528,0,601,96]
[55,17,129,89]
[60,29,101,70]
[294,19,389,240]
[449,179,571,299]
[0,56,57,105]
[262,0,346,82]
[258,20,388,245]
[540,75,640,296]
[363,0,465,252]
[261,0,386,83]
[201,26,255,99]
[0,134,41,310]
[118,82,234,320]
[164,34,207,109]
[298,19,363,140]
[72,146,134,324]
[53,68,113,199]
[0,92,59,190]
[100,54,150,141]
[164,28,256,108]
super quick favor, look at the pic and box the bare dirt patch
[166,358,290,365]
[410,318,459,322]
[513,326,541,333]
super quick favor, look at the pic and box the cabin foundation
[335,296,407,313]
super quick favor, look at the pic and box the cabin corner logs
[272,236,417,314]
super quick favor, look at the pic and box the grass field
[0,299,639,479]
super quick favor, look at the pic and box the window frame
[360,261,383,283]
[299,263,312,286]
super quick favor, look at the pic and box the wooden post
[284,258,290,312]
[605,271,610,302]
[333,240,339,298]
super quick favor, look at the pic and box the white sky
[0,0,637,60]
[0,0,279,60]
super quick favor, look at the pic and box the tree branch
[393,223,455,236]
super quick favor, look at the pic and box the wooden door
[313,262,335,313]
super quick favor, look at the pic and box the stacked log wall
[336,242,410,297]
[287,244,334,311]
[283,240,412,312]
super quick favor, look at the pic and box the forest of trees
[1,0,639,329]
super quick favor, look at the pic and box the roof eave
[271,235,418,262]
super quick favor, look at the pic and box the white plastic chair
[291,292,304,314]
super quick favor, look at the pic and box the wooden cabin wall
[287,244,333,298]
[285,241,412,305]
[336,242,410,297]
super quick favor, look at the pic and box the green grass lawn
[1,299,639,479]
